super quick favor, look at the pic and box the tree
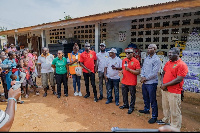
[59,13,72,21]
[0,26,7,31]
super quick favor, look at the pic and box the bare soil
[0,75,200,132]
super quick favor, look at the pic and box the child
[21,59,39,98]
[0,55,8,99]
[10,74,24,104]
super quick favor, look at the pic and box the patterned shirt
[0,110,9,128]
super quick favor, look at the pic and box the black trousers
[122,84,136,109]
[56,73,68,96]
[83,72,97,97]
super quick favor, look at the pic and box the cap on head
[108,48,117,54]
[125,48,134,53]
[85,42,90,47]
[149,44,157,50]
[100,43,106,47]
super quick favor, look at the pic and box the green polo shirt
[52,57,68,74]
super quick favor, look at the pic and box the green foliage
[59,14,72,21]
[0,26,7,31]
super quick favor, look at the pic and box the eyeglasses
[100,45,105,47]
[125,52,133,55]
[85,46,90,47]
[57,53,62,55]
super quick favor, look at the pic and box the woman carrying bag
[67,43,82,96]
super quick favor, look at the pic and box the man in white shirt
[104,48,122,106]
[95,43,109,100]
[37,47,56,97]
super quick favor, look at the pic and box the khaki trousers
[161,90,182,129]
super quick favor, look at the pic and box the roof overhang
[0,0,200,36]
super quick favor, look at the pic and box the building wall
[106,21,131,50]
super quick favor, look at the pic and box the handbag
[75,63,82,76]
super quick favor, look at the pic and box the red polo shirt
[121,57,140,86]
[163,59,188,94]
[80,50,97,73]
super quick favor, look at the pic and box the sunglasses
[57,53,62,55]
[85,46,90,47]
[125,52,133,54]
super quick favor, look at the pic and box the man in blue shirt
[139,44,161,124]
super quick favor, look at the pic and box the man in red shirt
[80,42,98,102]
[119,48,140,114]
[157,47,188,129]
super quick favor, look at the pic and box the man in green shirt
[52,50,69,98]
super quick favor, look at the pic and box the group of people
[0,42,188,131]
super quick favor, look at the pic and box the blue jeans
[72,74,81,92]
[107,78,120,103]
[142,83,158,118]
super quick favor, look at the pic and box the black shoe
[99,96,103,100]
[138,110,150,114]
[84,94,90,98]
[127,108,134,114]
[94,97,98,102]
[115,102,119,106]
[156,120,167,125]
[64,94,68,97]
[47,85,49,90]
[105,100,112,104]
[57,95,61,98]
[53,91,57,95]
[148,118,157,124]
[119,105,129,109]
[43,93,47,97]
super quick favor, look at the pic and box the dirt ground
[0,75,200,132]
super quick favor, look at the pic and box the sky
[0,0,175,30]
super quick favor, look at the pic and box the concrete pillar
[41,30,46,47]
[14,33,18,45]
[95,23,100,53]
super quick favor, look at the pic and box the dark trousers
[56,73,68,96]
[122,84,136,109]
[83,72,97,97]
[142,83,158,118]
[98,71,107,97]
[107,78,120,103]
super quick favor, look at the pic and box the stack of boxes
[181,30,200,93]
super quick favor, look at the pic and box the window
[163,15,170,19]
[132,25,137,29]
[132,19,137,23]
[138,38,143,42]
[145,31,151,35]
[163,21,170,27]
[145,38,151,42]
[131,38,136,42]
[138,31,144,35]
[172,14,180,18]
[182,19,191,25]
[131,32,136,36]
[182,28,190,33]
[171,28,179,34]
[154,16,161,20]
[162,37,169,42]
[183,12,191,17]
[146,23,152,28]
[162,29,169,35]
[153,30,160,35]
[139,24,144,29]
[146,17,152,21]
[194,11,200,15]
[139,18,144,22]
[153,37,159,42]
[172,20,180,26]
[194,18,200,24]
[154,23,160,28]
[161,44,168,49]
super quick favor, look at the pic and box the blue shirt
[2,59,17,69]
[141,54,161,84]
